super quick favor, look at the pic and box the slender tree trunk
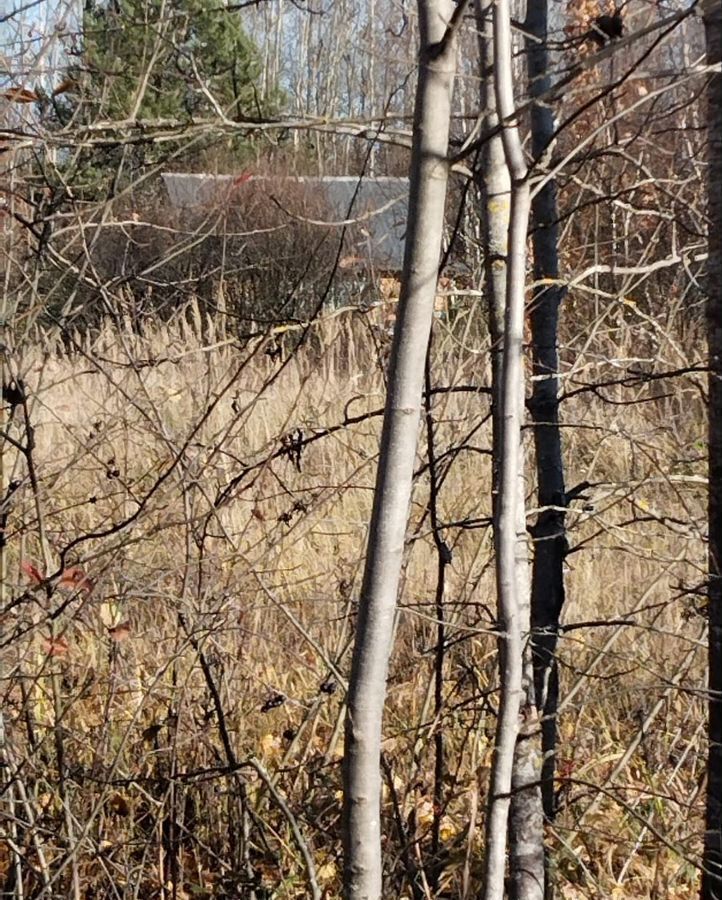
[703,3,722,898]
[476,2,545,898]
[342,2,458,896]
[475,1,509,484]
[525,0,568,829]
[480,0,533,895]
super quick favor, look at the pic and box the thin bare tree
[480,0,533,894]
[475,0,545,896]
[341,0,461,896]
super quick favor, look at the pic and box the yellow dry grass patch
[0,305,707,897]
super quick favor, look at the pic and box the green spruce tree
[51,0,279,188]
[80,0,266,124]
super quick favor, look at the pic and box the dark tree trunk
[525,0,568,828]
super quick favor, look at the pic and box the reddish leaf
[3,86,39,103]
[57,567,94,594]
[42,635,69,658]
[21,560,44,585]
[51,78,77,97]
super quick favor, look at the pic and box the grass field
[0,299,708,897]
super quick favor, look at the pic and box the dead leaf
[3,86,38,104]
[142,723,163,742]
[21,560,44,585]
[51,78,77,97]
[42,635,69,658]
[57,567,94,594]
[107,792,130,816]
[108,621,131,641]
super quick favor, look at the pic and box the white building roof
[161,173,410,271]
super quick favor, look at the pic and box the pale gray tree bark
[480,0,533,895]
[475,2,545,898]
[703,2,722,897]
[525,0,568,829]
[341,2,459,896]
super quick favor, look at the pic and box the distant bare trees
[703,2,722,897]
[245,0,419,173]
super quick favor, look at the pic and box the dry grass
[0,299,708,898]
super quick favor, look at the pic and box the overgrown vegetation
[1,0,716,895]
[0,302,705,898]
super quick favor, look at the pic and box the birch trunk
[703,1,722,897]
[342,2,457,896]
[476,1,544,897]
[480,0,532,895]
